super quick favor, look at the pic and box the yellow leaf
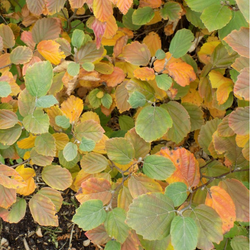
[133,67,155,81]
[217,80,233,105]
[143,32,161,57]
[145,10,162,25]
[17,134,36,149]
[46,106,64,131]
[209,70,231,88]
[102,30,126,46]
[52,133,69,150]
[37,40,65,65]
[103,15,118,39]
[80,111,100,124]
[236,134,249,148]
[198,41,220,64]
[61,95,84,123]
[115,61,139,79]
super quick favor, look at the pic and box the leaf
[42,165,72,191]
[158,147,200,188]
[234,67,249,101]
[105,208,130,244]
[105,240,121,250]
[0,198,26,223]
[121,230,141,250]
[155,74,172,91]
[119,115,134,131]
[18,89,36,117]
[116,0,133,15]
[0,185,16,209]
[23,110,50,134]
[35,95,58,108]
[219,179,249,222]
[224,27,249,58]
[63,142,78,162]
[185,0,219,12]
[205,186,236,233]
[163,101,191,143]
[115,81,132,113]
[165,182,188,207]
[170,216,198,250]
[85,224,111,245]
[122,41,151,66]
[128,174,163,198]
[74,120,104,142]
[198,118,221,155]
[25,61,53,97]
[132,6,155,25]
[133,67,155,81]
[0,124,22,146]
[217,116,235,137]
[32,18,61,44]
[10,46,33,65]
[93,0,113,22]
[0,110,18,129]
[200,4,232,32]
[30,148,54,167]
[61,95,83,123]
[106,138,135,165]
[69,0,85,8]
[37,40,65,65]
[26,0,45,15]
[72,199,106,230]
[135,106,173,142]
[169,29,194,58]
[185,204,223,250]
[143,32,161,57]
[0,81,11,97]
[34,133,56,157]
[127,91,146,108]
[126,193,175,240]
[76,177,111,205]
[117,186,133,212]
[46,0,66,14]
[235,0,249,22]
[0,24,15,48]
[67,62,80,76]
[143,155,176,180]
[101,67,126,87]
[80,152,109,174]
[182,103,204,131]
[231,236,249,250]
[75,42,104,64]
[101,93,113,109]
[125,128,151,159]
[29,193,58,227]
[160,2,182,22]
[228,107,249,135]
[79,137,96,152]
[53,133,69,150]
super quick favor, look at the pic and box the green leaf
[104,208,130,244]
[23,110,50,134]
[127,91,146,108]
[119,115,135,131]
[0,124,22,146]
[231,236,249,250]
[101,93,113,109]
[104,240,121,250]
[184,204,223,250]
[72,200,106,230]
[160,2,182,22]
[126,193,175,240]
[67,62,80,76]
[88,89,102,108]
[155,74,172,91]
[169,29,194,58]
[35,133,56,157]
[63,142,78,162]
[55,115,70,129]
[235,0,249,23]
[106,138,135,165]
[135,106,173,142]
[163,101,191,143]
[58,150,80,169]
[82,62,95,72]
[80,152,109,173]
[155,49,166,60]
[25,61,53,97]
[165,182,188,207]
[0,81,11,97]
[170,216,198,250]
[123,9,141,30]
[185,7,206,29]
[71,29,85,48]
[143,155,176,180]
[79,137,96,152]
[200,4,232,32]
[35,95,58,108]
[132,6,155,25]
[185,0,219,12]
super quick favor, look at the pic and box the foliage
[0,0,249,249]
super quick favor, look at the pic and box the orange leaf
[154,52,196,86]
[76,177,112,205]
[116,0,133,15]
[61,95,84,123]
[103,15,118,39]
[0,185,16,209]
[158,147,200,188]
[37,40,66,65]
[101,66,126,87]
[113,35,128,58]
[133,67,155,81]
[143,32,161,57]
[139,0,162,8]
[216,80,233,105]
[205,186,236,233]
[93,0,113,22]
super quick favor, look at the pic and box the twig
[10,159,30,168]
[23,238,31,250]
[68,223,75,250]
[0,15,8,25]
[0,64,12,70]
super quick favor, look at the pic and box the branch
[10,159,30,168]
[0,64,12,70]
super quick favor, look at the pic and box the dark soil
[0,192,97,250]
